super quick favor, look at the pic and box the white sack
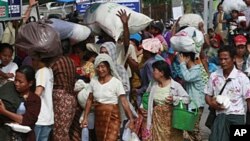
[84,2,152,41]
[222,0,247,14]
[74,80,90,108]
[170,26,204,53]
[179,14,204,29]
[49,18,91,43]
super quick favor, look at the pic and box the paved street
[200,104,211,141]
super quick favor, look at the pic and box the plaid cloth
[50,56,76,94]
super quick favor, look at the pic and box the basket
[172,100,198,131]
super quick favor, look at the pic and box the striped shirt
[50,56,76,94]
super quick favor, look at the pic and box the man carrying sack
[204,45,250,141]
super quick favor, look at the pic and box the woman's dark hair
[0,43,14,53]
[152,60,172,79]
[16,65,36,92]
[82,51,98,61]
[181,52,196,62]
[208,28,215,34]
[218,45,236,59]
[61,39,71,55]
[177,26,189,32]
[217,2,223,10]
[41,57,54,67]
[130,39,140,47]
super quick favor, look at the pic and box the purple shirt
[137,54,165,95]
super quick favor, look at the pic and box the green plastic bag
[142,92,150,109]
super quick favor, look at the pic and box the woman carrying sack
[178,52,206,141]
[139,60,190,141]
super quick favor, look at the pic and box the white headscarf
[94,53,121,80]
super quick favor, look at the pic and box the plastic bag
[75,80,90,108]
[122,121,140,141]
[15,20,62,58]
[170,26,204,53]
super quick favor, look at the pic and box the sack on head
[84,2,152,41]
[179,14,204,29]
[15,20,62,58]
[170,26,204,53]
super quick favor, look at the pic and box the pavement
[200,104,211,141]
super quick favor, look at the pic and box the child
[0,43,18,87]
[32,55,54,141]
[77,50,98,82]
[206,28,224,65]
[150,21,168,53]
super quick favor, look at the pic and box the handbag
[205,78,231,129]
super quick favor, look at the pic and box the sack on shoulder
[205,107,216,129]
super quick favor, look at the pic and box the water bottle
[81,127,89,141]
[177,100,184,109]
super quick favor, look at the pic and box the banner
[0,0,22,21]
[76,0,141,14]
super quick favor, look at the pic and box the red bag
[15,20,62,58]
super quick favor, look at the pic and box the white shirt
[243,7,250,27]
[204,67,250,115]
[89,76,125,104]
[35,67,54,125]
[0,61,18,81]
[116,43,138,78]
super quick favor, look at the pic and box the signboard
[76,0,141,14]
[0,0,22,21]
[172,0,184,20]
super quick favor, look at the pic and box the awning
[56,0,76,3]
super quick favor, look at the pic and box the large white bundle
[49,18,91,43]
[178,14,204,29]
[84,2,152,41]
[74,80,90,108]
[222,0,247,13]
[170,27,204,53]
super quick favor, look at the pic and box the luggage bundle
[84,2,152,41]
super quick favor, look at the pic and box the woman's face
[96,62,111,78]
[218,5,223,12]
[0,48,13,66]
[14,72,32,93]
[100,47,109,54]
[153,68,163,81]
[235,45,246,57]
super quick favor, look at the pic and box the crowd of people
[1,0,250,141]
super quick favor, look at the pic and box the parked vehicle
[39,2,74,18]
